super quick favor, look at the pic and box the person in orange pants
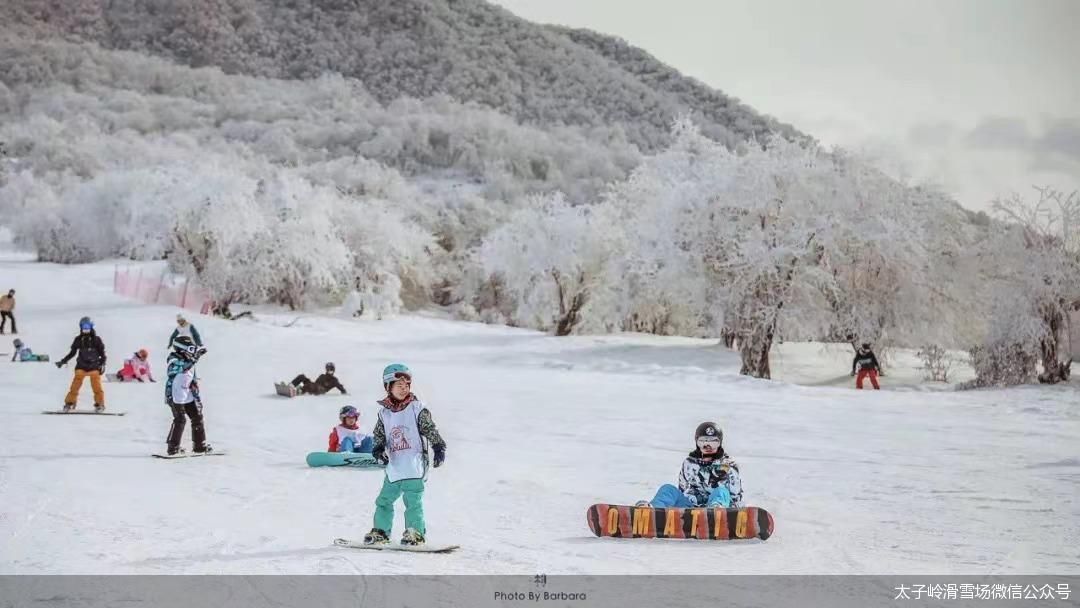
[851,343,882,390]
[56,316,108,411]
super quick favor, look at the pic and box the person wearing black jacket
[851,343,882,390]
[57,316,108,411]
[290,362,347,395]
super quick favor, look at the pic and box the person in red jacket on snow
[328,406,373,453]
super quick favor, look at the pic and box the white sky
[493,0,1080,211]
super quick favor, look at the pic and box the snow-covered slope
[1,245,1077,574]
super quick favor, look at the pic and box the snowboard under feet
[152,451,226,459]
[43,410,126,416]
[274,382,298,398]
[333,538,459,553]
[586,504,774,541]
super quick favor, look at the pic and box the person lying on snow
[115,348,155,382]
[328,405,373,453]
[290,362,347,395]
[11,338,48,362]
[636,421,744,509]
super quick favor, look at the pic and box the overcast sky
[493,0,1079,211]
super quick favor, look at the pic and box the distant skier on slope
[169,314,203,349]
[851,343,882,390]
[636,422,744,509]
[362,364,446,547]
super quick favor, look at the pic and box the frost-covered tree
[967,188,1080,386]
[479,193,622,335]
[609,120,939,378]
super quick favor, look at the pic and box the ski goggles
[696,436,722,449]
[385,372,412,385]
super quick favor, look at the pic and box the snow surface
[1,241,1077,575]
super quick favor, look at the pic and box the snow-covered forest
[0,0,1077,387]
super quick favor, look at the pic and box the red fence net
[114,266,212,314]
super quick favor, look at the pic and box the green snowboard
[305,451,384,469]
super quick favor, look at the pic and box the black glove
[55,361,64,369]
[372,448,388,466]
[433,445,445,468]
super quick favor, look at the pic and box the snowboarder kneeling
[328,405,373,453]
[851,343,882,390]
[11,338,48,362]
[116,348,155,382]
[289,362,347,395]
[637,422,744,509]
[363,364,446,547]
[165,336,211,455]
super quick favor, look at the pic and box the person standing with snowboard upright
[56,316,107,412]
[363,364,446,547]
[851,343,882,390]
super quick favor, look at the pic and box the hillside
[0,0,803,152]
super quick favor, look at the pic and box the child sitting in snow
[116,348,155,382]
[637,421,744,509]
[10,338,48,362]
[328,405,373,453]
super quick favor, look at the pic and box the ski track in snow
[0,247,1078,575]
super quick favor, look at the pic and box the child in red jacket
[328,406,373,453]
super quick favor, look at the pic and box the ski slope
[1,244,1078,575]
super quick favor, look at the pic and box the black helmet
[326,362,336,373]
[171,336,197,360]
[694,421,722,444]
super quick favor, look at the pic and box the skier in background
[851,343,882,390]
[169,314,203,349]
[290,362,348,395]
[0,288,16,334]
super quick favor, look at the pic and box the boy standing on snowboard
[164,336,211,455]
[637,422,744,509]
[363,364,446,546]
[56,316,107,412]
